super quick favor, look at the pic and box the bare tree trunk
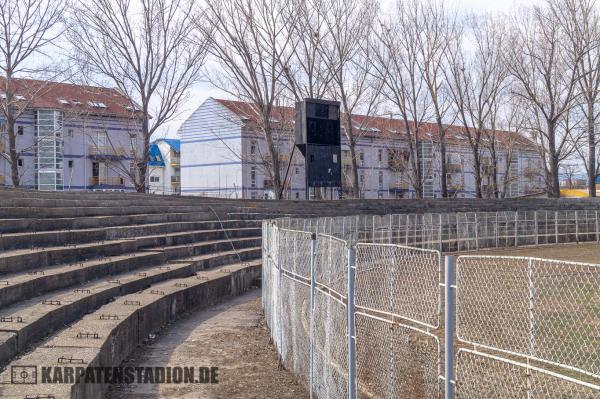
[137,115,151,193]
[341,108,360,198]
[264,126,283,199]
[5,76,19,186]
[348,138,360,198]
[472,145,482,198]
[588,100,597,197]
[436,118,448,198]
[489,136,500,198]
[547,121,561,197]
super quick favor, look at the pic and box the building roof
[155,138,180,152]
[148,143,165,166]
[213,98,536,150]
[0,78,142,119]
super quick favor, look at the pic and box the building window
[68,129,74,138]
[295,167,299,175]
[359,173,364,185]
[359,151,364,166]
[295,192,299,199]
[17,126,23,135]
[250,166,257,188]
[378,171,383,189]
[150,176,160,183]
[17,158,23,167]
[378,149,383,163]
[68,160,74,168]
[250,140,257,157]
[250,191,257,199]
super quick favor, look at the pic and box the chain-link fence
[263,209,600,399]
[277,209,600,251]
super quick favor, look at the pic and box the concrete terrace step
[0,211,230,234]
[0,262,261,399]
[0,196,229,208]
[0,205,243,219]
[0,249,261,368]
[0,219,260,251]
[0,227,261,275]
[0,242,261,310]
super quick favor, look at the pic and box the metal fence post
[309,233,317,399]
[528,258,536,357]
[534,211,539,245]
[445,255,456,399]
[347,245,357,399]
[596,211,599,243]
[277,229,283,360]
[575,211,580,243]
[514,212,519,247]
[475,213,479,250]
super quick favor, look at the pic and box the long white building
[178,98,544,199]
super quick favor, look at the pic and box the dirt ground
[107,289,308,399]
[458,241,600,264]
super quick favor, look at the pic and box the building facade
[0,79,143,191]
[148,138,181,195]
[179,98,544,199]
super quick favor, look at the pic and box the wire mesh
[280,274,311,385]
[263,209,600,399]
[355,243,441,328]
[316,234,348,297]
[279,228,313,279]
[313,290,349,399]
[355,313,440,399]
[456,350,600,399]
[456,255,600,378]
[274,209,600,252]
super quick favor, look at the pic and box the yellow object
[560,188,592,197]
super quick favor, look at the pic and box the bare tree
[551,0,600,196]
[318,0,382,198]
[561,162,582,188]
[0,0,65,187]
[506,4,585,197]
[415,0,457,198]
[491,95,527,198]
[445,14,508,198]
[280,0,332,102]
[371,0,431,198]
[68,0,209,192]
[202,0,296,200]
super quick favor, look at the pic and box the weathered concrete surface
[4,187,600,221]
[107,289,308,399]
[0,262,261,399]
[0,245,260,366]
[0,227,260,274]
[0,219,259,250]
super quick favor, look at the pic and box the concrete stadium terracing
[0,189,599,398]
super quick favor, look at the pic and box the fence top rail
[268,208,600,225]
[356,242,441,255]
[317,232,348,246]
[457,254,600,269]
[458,348,600,392]
[277,227,314,236]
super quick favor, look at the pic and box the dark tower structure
[294,98,342,200]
